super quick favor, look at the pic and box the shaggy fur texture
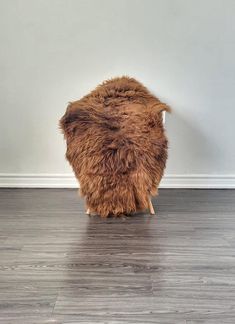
[60,76,170,217]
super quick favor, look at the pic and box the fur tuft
[60,76,170,217]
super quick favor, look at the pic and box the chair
[60,77,170,217]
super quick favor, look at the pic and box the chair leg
[148,196,155,215]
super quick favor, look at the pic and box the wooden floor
[0,189,235,323]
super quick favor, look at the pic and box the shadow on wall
[166,110,219,173]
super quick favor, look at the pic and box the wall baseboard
[0,173,235,188]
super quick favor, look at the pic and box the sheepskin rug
[60,76,170,217]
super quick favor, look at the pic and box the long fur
[60,76,170,217]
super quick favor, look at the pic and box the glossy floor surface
[0,189,235,323]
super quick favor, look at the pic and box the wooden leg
[86,208,90,215]
[148,197,155,215]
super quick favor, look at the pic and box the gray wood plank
[0,189,235,323]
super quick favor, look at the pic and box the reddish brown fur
[60,76,170,217]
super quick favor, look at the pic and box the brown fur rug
[60,76,170,217]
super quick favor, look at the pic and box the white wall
[0,0,235,187]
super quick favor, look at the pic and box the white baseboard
[0,174,78,188]
[0,173,235,188]
[160,174,235,188]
